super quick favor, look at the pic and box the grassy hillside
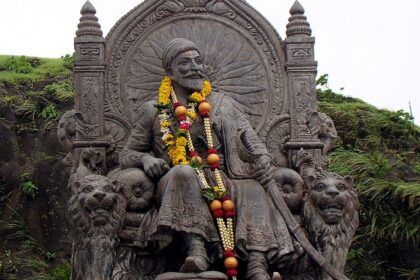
[317,75,419,279]
[0,57,418,279]
[0,55,73,280]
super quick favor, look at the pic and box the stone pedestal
[156,271,228,280]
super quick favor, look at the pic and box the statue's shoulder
[134,100,158,125]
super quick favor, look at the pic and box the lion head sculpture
[68,175,125,232]
[68,175,126,280]
[303,171,359,277]
[308,112,337,155]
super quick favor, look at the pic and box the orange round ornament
[175,106,187,117]
[198,102,211,113]
[224,257,238,269]
[207,154,220,165]
[209,200,222,211]
[222,200,235,211]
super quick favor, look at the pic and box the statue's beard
[173,72,204,92]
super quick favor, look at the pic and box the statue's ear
[308,112,322,128]
[71,181,81,193]
[344,175,354,188]
[112,180,121,192]
[305,175,316,189]
[73,112,84,122]
[95,151,103,163]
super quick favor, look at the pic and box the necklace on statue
[157,76,238,279]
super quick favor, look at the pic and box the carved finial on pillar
[76,0,103,37]
[286,0,312,37]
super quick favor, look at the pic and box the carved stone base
[155,271,228,280]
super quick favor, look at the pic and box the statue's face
[78,179,118,226]
[309,176,349,224]
[170,49,204,92]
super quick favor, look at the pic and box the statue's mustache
[182,71,205,79]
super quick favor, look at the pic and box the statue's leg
[180,234,209,272]
[246,251,271,280]
[156,165,212,272]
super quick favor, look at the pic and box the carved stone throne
[60,1,359,279]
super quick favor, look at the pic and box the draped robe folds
[119,92,295,264]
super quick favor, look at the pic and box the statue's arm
[229,100,303,187]
[119,102,155,169]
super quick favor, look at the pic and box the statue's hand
[251,155,274,186]
[142,155,170,178]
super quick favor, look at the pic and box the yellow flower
[186,110,197,120]
[158,76,172,105]
[163,133,174,142]
[202,80,212,97]
[190,92,205,103]
[176,136,188,147]
[160,120,171,128]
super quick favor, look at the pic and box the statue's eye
[282,184,293,193]
[178,59,189,65]
[82,185,93,193]
[103,185,114,192]
[195,58,203,65]
[337,183,347,191]
[133,187,143,197]
[314,183,325,191]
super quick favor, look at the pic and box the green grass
[0,55,72,85]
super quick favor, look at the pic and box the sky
[1,0,419,124]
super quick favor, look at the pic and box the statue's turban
[162,38,202,72]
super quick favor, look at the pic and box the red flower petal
[212,209,224,218]
[223,250,235,258]
[227,269,238,277]
[208,148,218,154]
[190,151,199,157]
[225,210,236,218]
[221,195,231,202]
[210,163,220,170]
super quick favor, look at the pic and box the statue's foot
[180,256,209,273]
[272,272,282,280]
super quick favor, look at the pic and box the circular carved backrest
[104,0,289,150]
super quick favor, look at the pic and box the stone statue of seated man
[119,38,304,280]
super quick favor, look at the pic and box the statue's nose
[191,61,201,70]
[326,187,339,197]
[93,190,106,201]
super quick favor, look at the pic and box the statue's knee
[171,165,196,182]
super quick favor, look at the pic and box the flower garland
[157,77,238,279]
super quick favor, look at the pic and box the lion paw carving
[304,172,359,278]
[68,175,126,280]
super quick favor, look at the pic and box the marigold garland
[157,76,237,279]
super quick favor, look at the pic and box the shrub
[2,56,40,74]
[19,173,38,198]
[61,54,74,70]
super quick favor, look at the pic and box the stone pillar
[73,0,108,173]
[284,1,323,174]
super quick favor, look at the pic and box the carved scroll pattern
[294,75,316,136]
[104,113,133,167]
[79,76,101,138]
[260,115,290,167]
[105,0,287,133]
